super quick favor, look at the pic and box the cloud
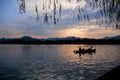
[24,0,86,15]
[0,23,23,38]
[0,0,119,38]
[56,25,120,38]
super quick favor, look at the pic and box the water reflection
[0,45,120,80]
[17,0,120,29]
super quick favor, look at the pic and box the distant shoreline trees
[0,36,120,44]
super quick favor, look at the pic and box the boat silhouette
[74,46,96,54]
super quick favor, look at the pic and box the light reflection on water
[0,45,120,80]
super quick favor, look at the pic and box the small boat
[74,47,96,54]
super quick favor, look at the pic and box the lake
[0,45,120,80]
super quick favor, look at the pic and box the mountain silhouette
[0,35,120,44]
[103,35,120,40]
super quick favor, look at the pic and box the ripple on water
[0,45,120,80]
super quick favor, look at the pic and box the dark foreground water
[0,45,120,80]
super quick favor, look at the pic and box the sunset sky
[0,0,119,39]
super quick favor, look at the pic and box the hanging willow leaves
[67,0,71,3]
[53,0,57,24]
[77,14,80,20]
[17,0,120,29]
[44,13,48,22]
[17,0,26,13]
[48,0,51,9]
[42,0,45,10]
[59,3,62,17]
[35,4,39,20]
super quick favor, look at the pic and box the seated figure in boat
[74,46,96,54]
[79,47,81,51]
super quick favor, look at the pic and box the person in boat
[79,47,81,51]
[88,46,93,50]
[82,48,86,53]
[79,47,86,53]
[87,46,96,52]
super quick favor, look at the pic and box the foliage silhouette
[17,0,119,28]
[0,36,120,44]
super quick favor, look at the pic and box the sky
[0,0,119,39]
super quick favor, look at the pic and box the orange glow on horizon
[58,28,86,38]
[3,34,46,39]
[57,25,120,39]
[2,25,119,39]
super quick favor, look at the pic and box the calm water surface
[0,45,120,80]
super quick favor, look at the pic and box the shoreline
[95,65,120,80]
[0,43,120,45]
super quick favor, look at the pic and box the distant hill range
[0,35,120,44]
[103,35,120,40]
